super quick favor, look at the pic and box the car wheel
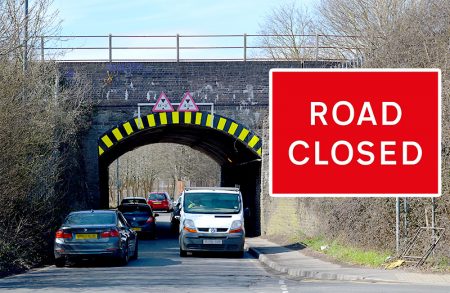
[232,251,244,258]
[179,248,187,257]
[131,240,138,260]
[118,243,129,266]
[55,257,66,267]
[171,223,179,234]
[149,231,156,240]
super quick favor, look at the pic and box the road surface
[1,214,449,292]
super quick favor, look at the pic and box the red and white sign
[270,69,441,197]
[152,92,174,112]
[177,92,199,112]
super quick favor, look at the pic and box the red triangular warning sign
[152,92,174,112]
[177,92,199,112]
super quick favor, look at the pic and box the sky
[52,0,315,35]
[47,0,317,60]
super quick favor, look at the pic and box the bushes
[0,61,92,276]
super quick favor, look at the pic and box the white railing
[28,33,362,62]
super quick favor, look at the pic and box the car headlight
[183,219,197,233]
[229,220,243,233]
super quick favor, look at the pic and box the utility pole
[116,158,120,207]
[396,197,400,254]
[431,197,436,241]
[403,197,408,238]
[23,0,29,72]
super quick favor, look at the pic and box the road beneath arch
[1,214,448,292]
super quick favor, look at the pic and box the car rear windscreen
[64,213,116,225]
[122,198,147,204]
[148,193,166,200]
[119,205,152,215]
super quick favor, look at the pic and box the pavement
[246,237,450,286]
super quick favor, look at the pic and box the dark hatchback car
[170,196,182,231]
[118,204,158,239]
[54,210,138,267]
[121,197,147,205]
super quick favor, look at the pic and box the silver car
[54,210,138,267]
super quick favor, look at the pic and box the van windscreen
[183,192,240,214]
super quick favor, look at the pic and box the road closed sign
[269,69,441,197]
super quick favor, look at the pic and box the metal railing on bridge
[29,33,363,63]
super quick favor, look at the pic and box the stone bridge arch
[98,111,262,236]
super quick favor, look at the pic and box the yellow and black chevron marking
[98,111,262,158]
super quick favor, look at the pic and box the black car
[170,196,182,232]
[121,197,148,205]
[118,203,158,239]
[54,210,138,267]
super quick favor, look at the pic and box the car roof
[68,210,117,215]
[120,202,150,207]
[122,197,146,200]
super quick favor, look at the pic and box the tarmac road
[1,214,449,293]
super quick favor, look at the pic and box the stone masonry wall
[60,61,345,237]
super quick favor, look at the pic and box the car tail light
[55,229,72,239]
[146,217,154,223]
[100,229,120,238]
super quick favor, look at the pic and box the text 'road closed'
[270,69,441,197]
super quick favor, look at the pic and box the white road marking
[279,278,289,293]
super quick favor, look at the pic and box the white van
[178,187,245,257]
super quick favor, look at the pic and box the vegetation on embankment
[0,0,93,277]
[260,0,450,267]
[302,237,390,268]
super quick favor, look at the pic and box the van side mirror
[244,207,250,218]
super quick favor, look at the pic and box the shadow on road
[249,242,306,255]
[0,213,270,291]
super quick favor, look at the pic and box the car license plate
[75,233,97,240]
[203,239,222,245]
[153,201,161,204]
[132,227,142,231]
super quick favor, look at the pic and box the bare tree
[0,0,92,277]
[257,1,317,60]
[318,0,450,67]
[317,0,450,196]
[0,0,59,60]
[108,143,221,204]
[259,0,450,260]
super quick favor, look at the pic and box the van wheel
[179,248,187,257]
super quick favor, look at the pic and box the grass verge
[301,236,390,268]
